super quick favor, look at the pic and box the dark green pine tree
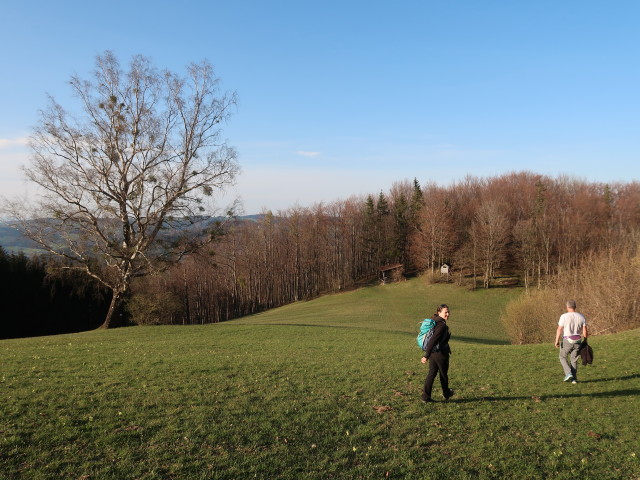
[409,178,424,226]
[376,191,391,264]
[362,195,378,272]
[392,193,410,264]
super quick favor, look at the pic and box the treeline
[130,172,640,326]
[0,247,110,339]
[3,171,639,335]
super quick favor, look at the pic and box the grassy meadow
[1,278,638,479]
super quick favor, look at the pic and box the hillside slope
[2,278,638,479]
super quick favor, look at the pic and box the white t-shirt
[558,311,587,337]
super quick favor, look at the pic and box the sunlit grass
[2,278,638,479]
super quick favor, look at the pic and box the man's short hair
[566,300,577,309]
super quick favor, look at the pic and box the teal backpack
[416,318,436,351]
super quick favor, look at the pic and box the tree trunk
[100,289,126,329]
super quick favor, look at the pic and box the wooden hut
[379,263,404,284]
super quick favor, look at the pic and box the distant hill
[0,223,43,254]
[0,214,267,255]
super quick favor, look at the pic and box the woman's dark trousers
[422,352,451,400]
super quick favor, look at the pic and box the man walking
[554,300,588,384]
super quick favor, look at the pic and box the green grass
[2,278,638,479]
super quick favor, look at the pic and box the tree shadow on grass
[234,323,513,347]
[577,373,640,384]
[453,335,510,346]
[255,325,512,347]
[241,323,355,329]
[450,389,640,403]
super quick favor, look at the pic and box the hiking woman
[421,304,455,402]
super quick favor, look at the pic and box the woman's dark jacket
[424,314,451,357]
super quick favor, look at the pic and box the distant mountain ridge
[0,223,42,254]
[0,214,266,255]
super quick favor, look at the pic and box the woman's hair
[437,304,449,313]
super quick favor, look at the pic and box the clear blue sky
[1,0,639,214]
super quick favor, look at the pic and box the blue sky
[1,1,639,214]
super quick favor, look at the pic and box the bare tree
[470,202,510,288]
[4,51,239,328]
[409,184,456,274]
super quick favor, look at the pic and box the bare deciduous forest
[129,172,640,334]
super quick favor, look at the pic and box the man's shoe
[563,374,574,382]
[571,379,578,384]
[444,389,455,400]
[421,397,433,403]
